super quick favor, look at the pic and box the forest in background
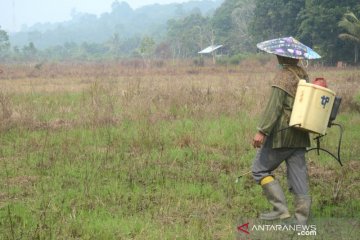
[0,0,360,65]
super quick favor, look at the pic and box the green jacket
[257,66,310,149]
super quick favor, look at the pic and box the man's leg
[252,146,294,220]
[286,149,311,225]
[286,148,308,195]
[252,146,283,184]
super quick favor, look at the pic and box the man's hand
[252,131,266,148]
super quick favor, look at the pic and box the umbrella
[257,36,321,60]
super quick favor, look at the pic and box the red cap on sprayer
[312,77,327,88]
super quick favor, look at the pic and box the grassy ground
[0,60,359,239]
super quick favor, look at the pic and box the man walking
[251,37,321,225]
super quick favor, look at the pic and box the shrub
[351,91,360,112]
[193,56,205,66]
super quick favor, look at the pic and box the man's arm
[252,87,286,148]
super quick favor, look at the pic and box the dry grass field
[0,59,359,239]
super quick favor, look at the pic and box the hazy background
[0,0,358,65]
[0,0,188,32]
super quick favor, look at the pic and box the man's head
[276,55,299,65]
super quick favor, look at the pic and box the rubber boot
[294,195,311,225]
[260,180,291,220]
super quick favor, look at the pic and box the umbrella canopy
[257,37,321,60]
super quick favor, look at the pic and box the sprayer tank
[289,80,336,135]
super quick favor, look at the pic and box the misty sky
[0,0,188,32]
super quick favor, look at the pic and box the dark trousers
[252,138,309,195]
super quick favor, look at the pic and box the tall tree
[249,0,305,42]
[107,33,122,59]
[138,36,156,66]
[22,42,37,60]
[139,36,155,57]
[338,12,360,64]
[298,0,360,64]
[212,0,255,54]
[0,26,10,59]
[167,13,210,58]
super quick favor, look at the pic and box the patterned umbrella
[257,36,321,60]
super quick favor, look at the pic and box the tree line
[0,0,359,65]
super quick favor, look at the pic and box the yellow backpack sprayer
[290,78,343,166]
